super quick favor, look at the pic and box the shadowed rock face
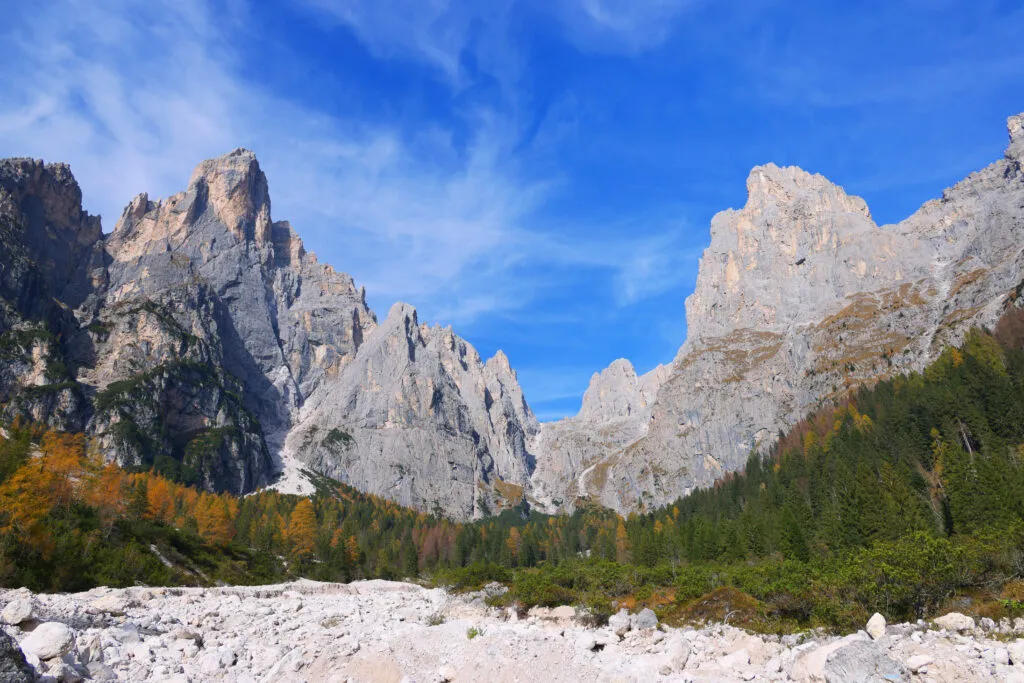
[531,114,1024,514]
[0,149,537,514]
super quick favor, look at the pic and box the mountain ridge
[0,149,537,518]
[529,113,1024,514]
[2,113,1023,519]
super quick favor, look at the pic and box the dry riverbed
[2,579,1023,682]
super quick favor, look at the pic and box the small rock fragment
[866,613,886,640]
[608,609,631,637]
[906,654,932,673]
[631,608,658,631]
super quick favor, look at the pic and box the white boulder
[934,612,975,632]
[866,613,886,640]
[608,609,631,637]
[89,595,131,616]
[1,598,34,625]
[20,622,75,661]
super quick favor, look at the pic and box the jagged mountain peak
[532,112,1024,514]
[187,148,271,245]
[0,157,101,242]
[485,349,514,376]
[1007,113,1024,160]
[741,163,872,223]
[0,149,542,516]
[112,148,272,249]
[386,301,419,323]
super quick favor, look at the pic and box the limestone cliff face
[532,114,1024,514]
[287,304,538,518]
[6,114,1023,519]
[530,359,666,509]
[0,158,105,433]
[0,150,537,514]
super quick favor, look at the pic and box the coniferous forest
[4,309,1024,632]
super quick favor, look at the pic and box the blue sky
[1,1,1023,420]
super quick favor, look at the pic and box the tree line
[4,309,1024,631]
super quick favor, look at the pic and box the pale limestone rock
[866,613,886,640]
[1,598,33,625]
[631,608,657,630]
[88,595,131,616]
[792,632,869,681]
[822,640,909,682]
[934,612,975,632]
[905,653,932,672]
[0,150,537,517]
[608,609,631,637]
[664,637,690,671]
[533,113,1024,513]
[20,622,75,661]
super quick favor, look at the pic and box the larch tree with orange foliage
[146,476,176,524]
[287,499,318,560]
[0,431,89,548]
[344,535,360,566]
[194,494,236,546]
[83,463,128,536]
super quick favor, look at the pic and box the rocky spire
[187,148,272,244]
[685,162,912,341]
[1007,114,1024,161]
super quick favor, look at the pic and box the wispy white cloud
[556,0,699,53]
[297,0,516,86]
[0,0,691,331]
[298,0,694,88]
[0,1,243,224]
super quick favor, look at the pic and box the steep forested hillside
[4,310,1024,632]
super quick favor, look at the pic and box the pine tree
[614,520,631,564]
[127,479,149,520]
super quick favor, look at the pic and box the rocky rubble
[2,581,1022,682]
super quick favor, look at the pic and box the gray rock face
[0,149,537,516]
[0,158,105,433]
[823,640,909,682]
[532,114,1024,513]
[0,629,33,683]
[7,113,1024,519]
[287,303,538,518]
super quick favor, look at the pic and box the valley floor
[1,579,1020,682]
